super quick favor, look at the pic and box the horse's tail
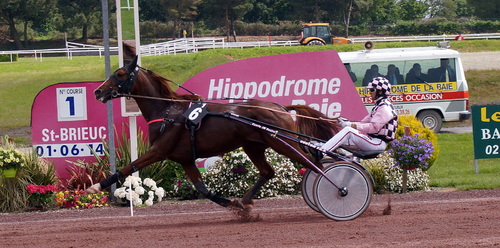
[285,105,339,141]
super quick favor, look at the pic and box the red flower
[26,184,38,194]
[298,168,307,175]
[39,185,48,194]
[46,185,57,191]
[26,184,56,194]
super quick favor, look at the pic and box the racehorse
[87,44,338,210]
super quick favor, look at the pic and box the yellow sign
[356,82,457,95]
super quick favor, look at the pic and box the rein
[112,63,333,123]
[117,92,334,123]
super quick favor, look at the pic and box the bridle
[109,65,140,96]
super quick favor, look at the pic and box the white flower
[155,187,165,200]
[131,176,141,188]
[132,197,143,206]
[123,180,131,188]
[143,178,156,188]
[114,187,126,198]
[114,176,163,206]
[134,186,145,195]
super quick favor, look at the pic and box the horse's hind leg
[240,143,275,206]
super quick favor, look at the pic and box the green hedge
[132,19,500,39]
[0,54,17,62]
[388,19,500,36]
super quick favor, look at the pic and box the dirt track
[1,189,499,247]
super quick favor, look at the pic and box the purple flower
[390,135,434,169]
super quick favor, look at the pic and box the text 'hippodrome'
[208,76,342,102]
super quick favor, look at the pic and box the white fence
[1,33,499,62]
[139,38,297,56]
[349,33,500,43]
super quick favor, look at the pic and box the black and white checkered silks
[366,77,391,96]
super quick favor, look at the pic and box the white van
[339,45,471,132]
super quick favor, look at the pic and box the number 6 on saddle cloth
[183,101,208,125]
[182,101,208,160]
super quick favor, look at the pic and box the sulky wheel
[312,161,373,221]
[301,158,338,212]
[300,168,319,212]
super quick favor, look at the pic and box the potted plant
[0,148,25,178]
[388,135,435,170]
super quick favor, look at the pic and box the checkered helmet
[367,77,391,96]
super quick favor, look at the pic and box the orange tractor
[298,23,351,45]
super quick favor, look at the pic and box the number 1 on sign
[57,87,87,121]
[66,96,75,116]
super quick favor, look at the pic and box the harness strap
[148,119,165,125]
[147,116,198,160]
[147,119,164,125]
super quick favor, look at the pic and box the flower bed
[54,190,109,209]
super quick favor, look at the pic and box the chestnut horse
[87,47,337,210]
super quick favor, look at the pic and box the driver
[320,77,398,155]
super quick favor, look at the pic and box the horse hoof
[230,199,254,211]
[86,183,101,194]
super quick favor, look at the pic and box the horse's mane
[285,105,339,140]
[146,71,203,101]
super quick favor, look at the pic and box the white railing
[349,33,500,43]
[139,38,297,56]
[0,46,120,62]
[1,33,499,62]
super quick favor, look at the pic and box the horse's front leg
[86,148,164,193]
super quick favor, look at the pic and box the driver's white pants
[320,127,387,152]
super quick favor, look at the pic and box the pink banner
[181,50,367,120]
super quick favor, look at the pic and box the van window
[348,58,457,87]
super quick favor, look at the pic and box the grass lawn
[429,133,500,190]
[1,40,499,190]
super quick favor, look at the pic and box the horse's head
[95,56,140,103]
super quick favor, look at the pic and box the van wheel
[417,110,442,132]
[307,40,325,46]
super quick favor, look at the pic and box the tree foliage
[397,0,429,21]
[0,0,498,46]
[56,0,102,42]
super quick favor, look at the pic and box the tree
[454,0,474,18]
[139,0,166,22]
[328,0,372,38]
[427,0,457,19]
[287,0,330,23]
[397,0,429,21]
[0,0,25,49]
[467,0,499,20]
[361,0,399,24]
[158,0,202,38]
[20,0,57,47]
[57,0,101,42]
[200,0,254,41]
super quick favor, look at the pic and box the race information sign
[32,82,146,179]
[472,105,500,159]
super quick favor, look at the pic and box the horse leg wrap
[99,171,123,189]
[243,176,268,203]
[194,182,230,207]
